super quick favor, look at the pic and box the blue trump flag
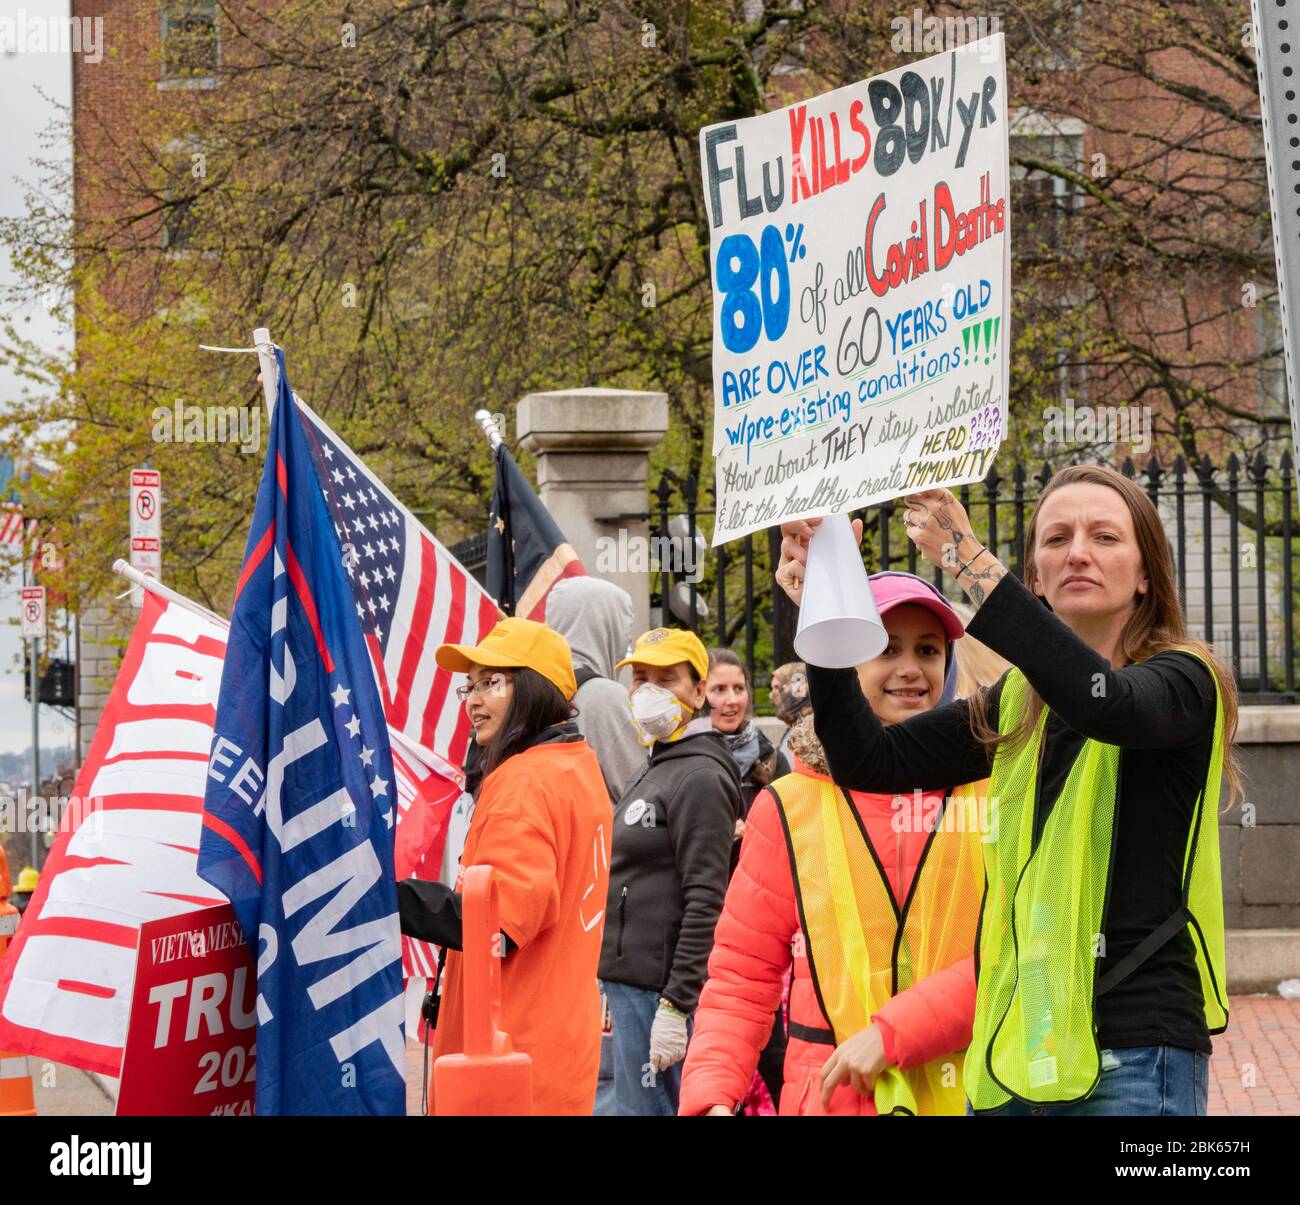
[199,351,405,1116]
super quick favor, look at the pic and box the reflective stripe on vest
[769,771,987,1116]
[965,648,1229,1111]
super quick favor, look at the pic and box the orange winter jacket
[679,759,978,1116]
[431,740,612,1116]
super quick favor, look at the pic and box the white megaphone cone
[793,512,888,668]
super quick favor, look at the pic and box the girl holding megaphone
[680,570,992,1116]
[775,465,1240,1117]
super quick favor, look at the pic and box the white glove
[648,1001,689,1073]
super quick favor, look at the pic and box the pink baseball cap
[868,571,965,641]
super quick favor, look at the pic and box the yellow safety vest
[769,771,988,1115]
[965,649,1229,1110]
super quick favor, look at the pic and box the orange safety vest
[769,771,988,1115]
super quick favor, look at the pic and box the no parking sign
[20,585,44,639]
[129,468,162,606]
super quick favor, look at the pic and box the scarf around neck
[720,718,761,777]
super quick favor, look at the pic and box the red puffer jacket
[679,760,977,1116]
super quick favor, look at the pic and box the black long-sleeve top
[808,570,1218,1056]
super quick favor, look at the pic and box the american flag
[295,398,501,771]
[1,502,28,545]
[390,730,466,978]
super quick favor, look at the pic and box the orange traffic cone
[0,849,37,1116]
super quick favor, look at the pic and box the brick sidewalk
[407,994,1300,1116]
[1209,994,1300,1115]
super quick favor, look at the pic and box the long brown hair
[480,666,574,780]
[965,464,1244,808]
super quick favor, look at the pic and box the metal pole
[252,327,278,418]
[473,409,504,451]
[30,633,39,870]
[1252,0,1300,499]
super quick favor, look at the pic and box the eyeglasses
[455,672,512,703]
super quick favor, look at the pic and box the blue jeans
[967,1045,1210,1116]
[593,993,616,1116]
[601,980,690,1117]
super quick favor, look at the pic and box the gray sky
[0,1,74,760]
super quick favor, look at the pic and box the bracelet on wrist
[658,997,687,1017]
[956,545,988,576]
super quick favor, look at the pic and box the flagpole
[111,560,466,786]
[473,409,503,451]
[112,559,230,631]
[253,327,278,418]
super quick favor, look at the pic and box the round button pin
[624,798,648,826]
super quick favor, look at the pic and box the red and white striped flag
[0,584,465,1074]
[1,502,28,545]
[296,398,502,770]
[390,730,466,979]
[0,591,229,1073]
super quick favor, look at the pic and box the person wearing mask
[597,627,743,1116]
[544,575,646,1116]
[769,662,811,763]
[705,649,790,815]
[778,467,1240,1116]
[398,617,613,1115]
[681,573,989,1116]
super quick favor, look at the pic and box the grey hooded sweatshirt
[545,577,647,801]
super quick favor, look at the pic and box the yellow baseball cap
[616,627,709,680]
[436,617,577,700]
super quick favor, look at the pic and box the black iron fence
[638,452,1299,708]
[450,452,1299,708]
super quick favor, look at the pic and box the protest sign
[116,904,256,1116]
[701,38,1010,544]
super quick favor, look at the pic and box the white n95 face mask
[629,683,687,746]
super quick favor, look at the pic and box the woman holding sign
[775,465,1240,1116]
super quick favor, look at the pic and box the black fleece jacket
[598,726,744,1013]
[808,571,1219,1056]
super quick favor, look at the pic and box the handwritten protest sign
[701,38,1010,544]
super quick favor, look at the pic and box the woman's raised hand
[775,516,865,606]
[901,489,980,575]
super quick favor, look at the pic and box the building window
[160,4,220,85]
[1009,124,1085,261]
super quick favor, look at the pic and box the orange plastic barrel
[432,864,532,1114]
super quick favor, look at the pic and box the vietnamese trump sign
[701,38,1011,543]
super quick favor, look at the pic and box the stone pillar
[75,596,131,765]
[517,387,669,638]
